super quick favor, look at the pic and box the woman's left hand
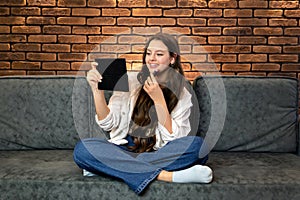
[143,72,164,103]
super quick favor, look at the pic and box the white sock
[172,165,213,183]
[83,169,98,177]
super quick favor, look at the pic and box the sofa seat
[1,150,299,200]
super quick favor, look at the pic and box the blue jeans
[73,136,208,195]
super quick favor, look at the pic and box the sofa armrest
[298,117,300,156]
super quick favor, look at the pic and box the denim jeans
[73,135,208,195]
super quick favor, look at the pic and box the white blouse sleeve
[156,87,193,143]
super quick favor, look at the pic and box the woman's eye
[157,53,163,56]
[146,52,151,55]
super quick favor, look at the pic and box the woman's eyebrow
[147,49,167,52]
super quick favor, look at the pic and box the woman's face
[145,39,175,74]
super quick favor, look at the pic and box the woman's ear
[170,54,177,65]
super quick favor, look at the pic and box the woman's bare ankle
[157,170,173,182]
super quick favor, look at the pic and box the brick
[179,45,192,53]
[72,8,100,16]
[12,43,41,52]
[178,36,206,45]
[253,46,282,53]
[103,8,131,16]
[0,0,25,6]
[43,26,71,34]
[0,26,10,33]
[72,26,100,34]
[269,19,297,26]
[282,64,300,71]
[285,10,300,17]
[58,53,87,61]
[118,36,147,44]
[148,18,176,26]
[148,0,176,7]
[42,62,70,70]
[58,35,86,43]
[181,54,206,63]
[0,70,26,76]
[223,27,252,35]
[192,63,220,71]
[12,26,41,34]
[118,17,146,26]
[224,9,252,17]
[27,71,55,75]
[254,9,283,17]
[102,27,131,34]
[222,64,250,71]
[284,28,300,36]
[57,17,86,25]
[87,17,115,25]
[184,71,203,81]
[0,62,10,69]
[269,72,297,78]
[238,54,267,62]
[0,35,26,42]
[177,18,206,26]
[193,27,221,35]
[208,0,237,8]
[269,1,299,8]
[0,8,9,15]
[164,9,193,17]
[132,27,161,35]
[162,27,191,35]
[283,46,300,53]
[11,7,40,15]
[239,0,268,8]
[238,72,266,76]
[238,18,267,26]
[0,17,25,24]
[132,8,161,16]
[119,54,142,62]
[27,17,55,25]
[28,0,56,6]
[252,63,280,71]
[268,37,298,45]
[131,45,145,53]
[71,62,92,71]
[42,44,70,52]
[131,62,144,71]
[118,0,146,7]
[57,0,86,7]
[238,36,266,44]
[208,36,236,44]
[101,45,131,53]
[208,18,236,26]
[269,54,298,62]
[193,45,221,53]
[42,8,71,16]
[12,61,40,70]
[88,36,117,44]
[28,35,57,43]
[223,45,251,53]
[194,9,222,17]
[0,44,10,51]
[72,44,100,52]
[208,54,236,63]
[253,28,283,35]
[88,0,116,7]
[178,0,207,7]
[27,53,56,61]
[0,52,25,60]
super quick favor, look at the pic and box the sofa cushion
[0,150,299,199]
[0,76,104,150]
[193,76,299,153]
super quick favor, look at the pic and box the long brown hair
[128,33,186,153]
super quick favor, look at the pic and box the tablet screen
[95,58,129,92]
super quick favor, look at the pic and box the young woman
[73,33,213,195]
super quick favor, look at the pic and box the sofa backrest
[193,76,299,153]
[0,76,105,150]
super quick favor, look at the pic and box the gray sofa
[0,75,299,200]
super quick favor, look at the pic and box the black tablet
[95,58,129,92]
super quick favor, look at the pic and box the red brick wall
[0,0,299,80]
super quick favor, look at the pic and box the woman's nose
[149,54,156,61]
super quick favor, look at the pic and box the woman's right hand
[87,62,102,91]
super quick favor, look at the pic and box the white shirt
[95,72,193,150]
